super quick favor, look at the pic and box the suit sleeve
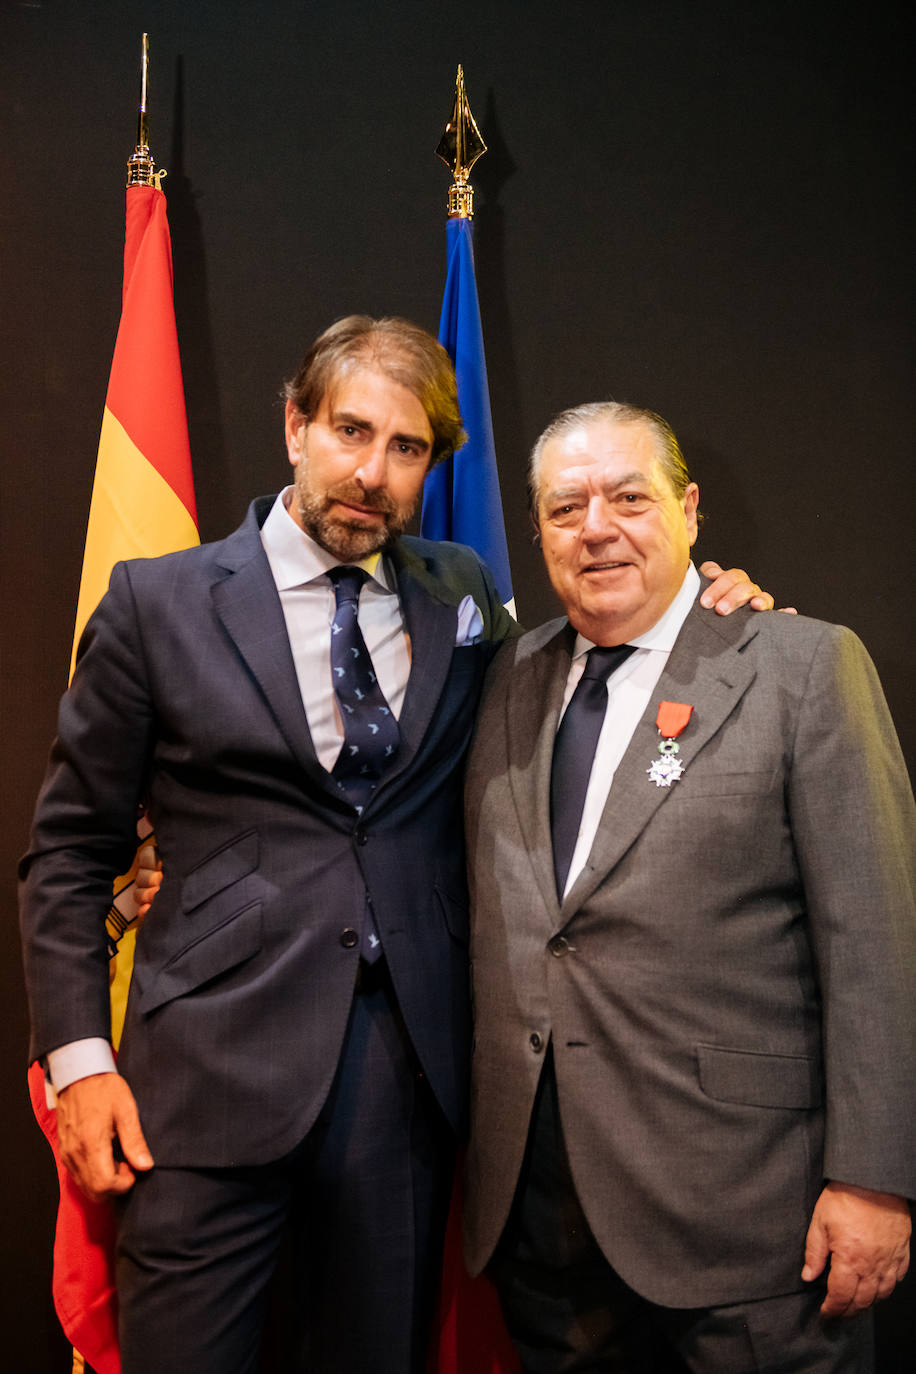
[787,623,916,1199]
[19,561,156,1063]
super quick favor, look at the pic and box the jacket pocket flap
[181,830,259,913]
[139,903,263,1013]
[683,770,776,798]
[697,1043,822,1110]
[435,885,469,945]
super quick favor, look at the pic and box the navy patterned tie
[328,566,401,964]
[550,644,636,900]
[329,566,401,809]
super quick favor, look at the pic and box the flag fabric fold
[31,180,198,1374]
[421,215,514,609]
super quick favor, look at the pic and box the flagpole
[421,66,515,610]
[126,33,156,187]
[435,63,487,219]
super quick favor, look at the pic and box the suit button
[549,935,570,957]
[529,1032,544,1053]
[340,928,359,949]
[355,829,368,846]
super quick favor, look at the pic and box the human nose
[354,441,389,489]
[581,496,618,544]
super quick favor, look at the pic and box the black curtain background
[1,2,912,1367]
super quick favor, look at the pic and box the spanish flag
[28,178,198,1374]
[71,182,198,676]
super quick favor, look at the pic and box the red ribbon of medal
[647,701,694,787]
[656,701,693,738]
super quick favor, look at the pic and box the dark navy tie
[550,644,636,900]
[328,566,401,962]
[328,566,401,809]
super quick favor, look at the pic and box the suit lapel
[210,507,327,788]
[562,602,760,917]
[372,544,459,792]
[506,621,573,923]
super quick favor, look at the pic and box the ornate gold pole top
[126,33,158,187]
[435,64,486,219]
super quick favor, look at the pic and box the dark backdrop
[1,2,912,1367]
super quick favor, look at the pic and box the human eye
[547,499,583,524]
[391,439,428,463]
[617,490,652,512]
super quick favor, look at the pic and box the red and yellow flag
[70,181,198,677]
[28,178,198,1374]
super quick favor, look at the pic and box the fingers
[698,563,773,615]
[804,1182,912,1317]
[820,1257,908,1317]
[801,1214,829,1285]
[113,1091,155,1175]
[748,591,776,612]
[135,841,163,917]
[56,1073,153,1202]
[820,1263,877,1318]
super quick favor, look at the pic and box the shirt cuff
[46,1038,117,1100]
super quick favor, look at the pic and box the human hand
[802,1181,911,1316]
[698,561,797,615]
[135,841,163,919]
[56,1072,154,1202]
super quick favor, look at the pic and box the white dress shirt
[559,563,700,898]
[47,489,412,1096]
[260,488,411,767]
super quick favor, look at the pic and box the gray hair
[528,401,691,514]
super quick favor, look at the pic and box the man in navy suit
[20,320,765,1373]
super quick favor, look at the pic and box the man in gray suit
[463,401,915,1372]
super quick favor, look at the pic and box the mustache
[324,480,399,518]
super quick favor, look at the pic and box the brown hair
[284,315,466,467]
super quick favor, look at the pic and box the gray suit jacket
[20,497,517,1165]
[463,589,916,1308]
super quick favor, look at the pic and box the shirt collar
[261,487,393,592]
[573,561,701,659]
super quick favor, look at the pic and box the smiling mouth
[582,560,631,573]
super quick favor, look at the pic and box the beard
[294,463,417,562]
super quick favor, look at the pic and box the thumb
[113,1094,154,1171]
[802,1213,830,1282]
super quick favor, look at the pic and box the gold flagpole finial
[435,64,486,219]
[126,33,157,187]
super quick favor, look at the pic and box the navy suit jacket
[20,496,516,1166]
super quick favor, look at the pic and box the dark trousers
[490,1051,874,1374]
[115,959,454,1374]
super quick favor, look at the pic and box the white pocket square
[455,595,484,646]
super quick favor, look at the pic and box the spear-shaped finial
[435,65,487,218]
[126,33,157,187]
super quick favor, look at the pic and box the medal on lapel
[647,701,693,788]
